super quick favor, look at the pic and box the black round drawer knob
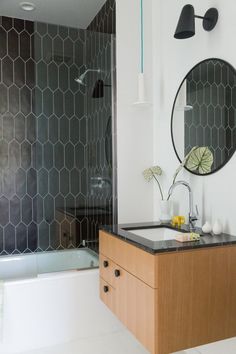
[103,285,109,293]
[103,260,109,268]
[114,269,120,277]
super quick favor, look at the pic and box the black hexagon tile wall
[0,0,116,255]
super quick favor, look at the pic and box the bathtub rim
[0,247,99,284]
[4,267,99,286]
[0,246,98,259]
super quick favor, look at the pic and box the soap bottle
[212,219,222,235]
[202,221,212,234]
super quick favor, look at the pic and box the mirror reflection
[171,58,236,175]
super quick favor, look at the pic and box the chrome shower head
[74,77,85,85]
[75,69,101,86]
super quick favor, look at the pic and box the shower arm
[75,69,102,85]
[82,69,101,77]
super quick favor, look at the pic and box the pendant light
[133,0,150,107]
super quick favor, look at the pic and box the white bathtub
[0,249,123,353]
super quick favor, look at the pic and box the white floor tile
[8,329,186,354]
[6,328,235,354]
[13,330,149,354]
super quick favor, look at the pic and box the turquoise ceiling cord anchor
[133,0,150,107]
[140,0,144,74]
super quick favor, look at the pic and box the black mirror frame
[171,57,236,176]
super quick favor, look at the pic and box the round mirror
[171,58,236,175]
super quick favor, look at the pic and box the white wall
[116,0,154,223]
[116,0,236,233]
[152,0,236,234]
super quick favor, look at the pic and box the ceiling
[0,0,107,29]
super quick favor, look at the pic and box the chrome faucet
[168,180,198,231]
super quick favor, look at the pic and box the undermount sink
[127,227,182,241]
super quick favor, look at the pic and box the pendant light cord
[140,0,144,73]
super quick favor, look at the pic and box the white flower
[150,166,162,175]
[143,166,162,181]
[143,165,164,200]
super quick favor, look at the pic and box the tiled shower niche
[0,0,116,255]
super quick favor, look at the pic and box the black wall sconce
[174,5,218,39]
[92,79,111,99]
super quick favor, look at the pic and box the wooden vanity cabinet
[99,230,236,354]
[99,249,156,352]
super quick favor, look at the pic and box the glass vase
[160,200,172,223]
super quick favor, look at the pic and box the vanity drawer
[99,254,118,288]
[100,277,116,314]
[99,231,157,288]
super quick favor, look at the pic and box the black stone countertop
[100,221,236,254]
